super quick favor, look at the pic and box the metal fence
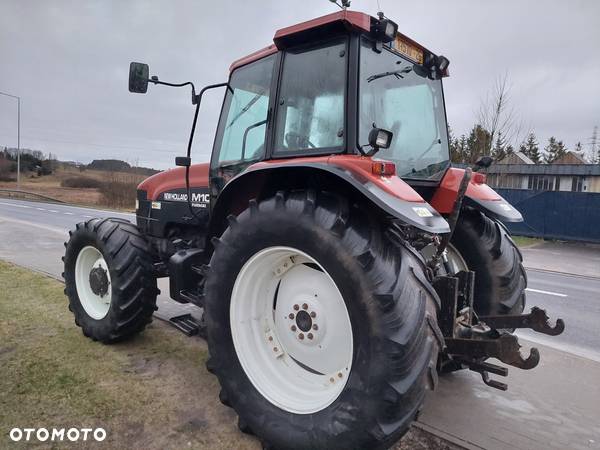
[495,188,600,243]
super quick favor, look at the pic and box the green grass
[0,261,453,450]
[511,235,543,247]
[0,261,258,449]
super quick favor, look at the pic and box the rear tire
[450,208,526,316]
[63,218,158,344]
[204,191,442,450]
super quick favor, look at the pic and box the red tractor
[63,10,564,449]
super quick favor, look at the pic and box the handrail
[0,189,65,203]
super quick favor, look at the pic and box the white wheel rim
[75,245,112,320]
[230,246,353,414]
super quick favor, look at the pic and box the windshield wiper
[227,91,263,128]
[367,66,412,82]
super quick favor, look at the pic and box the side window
[274,40,347,154]
[212,55,275,180]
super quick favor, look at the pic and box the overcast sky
[1,0,599,169]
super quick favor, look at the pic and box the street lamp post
[0,91,21,189]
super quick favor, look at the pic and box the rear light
[472,172,486,184]
[372,161,396,176]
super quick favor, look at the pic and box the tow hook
[434,271,565,391]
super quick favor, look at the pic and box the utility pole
[0,91,21,189]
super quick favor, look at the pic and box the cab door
[209,54,277,199]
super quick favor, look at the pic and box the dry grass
[0,167,146,210]
[60,176,103,189]
[511,235,543,247]
[98,172,140,209]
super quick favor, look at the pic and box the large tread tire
[204,190,442,450]
[63,217,159,344]
[451,208,526,316]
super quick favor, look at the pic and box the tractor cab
[210,10,452,193]
[131,9,520,242]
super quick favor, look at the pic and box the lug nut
[291,325,297,332]
[329,377,335,383]
[288,313,294,319]
[312,324,318,330]
[298,333,304,340]
[268,336,273,342]
[337,372,343,378]
[307,333,313,340]
[293,304,299,311]
[302,303,308,310]
[273,347,278,352]
[310,311,316,318]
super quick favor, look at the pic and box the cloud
[1,0,598,169]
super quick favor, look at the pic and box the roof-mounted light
[437,55,450,73]
[373,17,398,43]
[423,53,451,79]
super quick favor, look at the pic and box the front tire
[450,209,526,316]
[204,191,441,450]
[63,218,158,344]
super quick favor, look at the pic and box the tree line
[0,147,57,178]
[450,74,599,165]
[448,126,599,165]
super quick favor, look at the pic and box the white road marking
[48,210,58,213]
[64,212,73,215]
[526,287,567,298]
[84,215,93,218]
[0,215,66,234]
[0,201,30,208]
[36,207,46,211]
[0,199,134,219]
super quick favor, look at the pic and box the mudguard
[430,167,523,223]
[214,155,450,235]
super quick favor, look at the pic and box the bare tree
[589,125,598,164]
[477,73,525,156]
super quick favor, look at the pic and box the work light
[436,55,450,72]
[373,18,398,43]
[369,127,393,150]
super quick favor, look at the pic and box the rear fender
[210,156,450,237]
[430,167,523,222]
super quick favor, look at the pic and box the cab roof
[229,10,434,72]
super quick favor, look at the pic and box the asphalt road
[518,270,600,362]
[0,198,193,321]
[1,197,598,360]
[2,197,599,450]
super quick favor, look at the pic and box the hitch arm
[479,306,565,336]
[445,333,540,370]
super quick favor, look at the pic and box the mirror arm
[148,77,199,104]
[183,81,233,221]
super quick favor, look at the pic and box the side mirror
[368,127,393,150]
[129,62,149,93]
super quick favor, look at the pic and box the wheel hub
[285,300,322,343]
[89,266,109,297]
[295,310,312,332]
